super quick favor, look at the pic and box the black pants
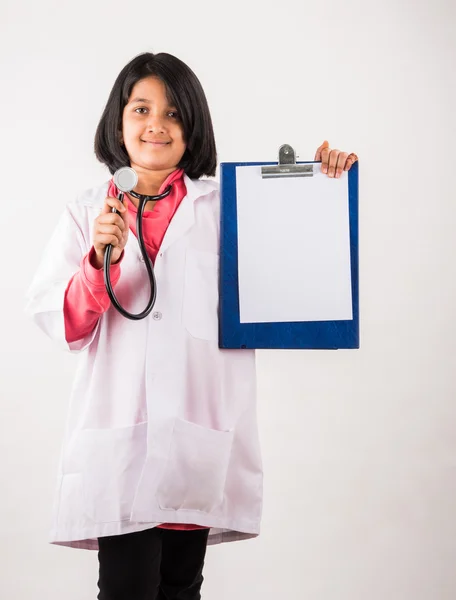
[97,527,210,600]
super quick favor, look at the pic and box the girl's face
[122,76,186,174]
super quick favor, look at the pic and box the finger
[320,146,331,174]
[96,230,123,249]
[315,140,330,162]
[335,152,349,178]
[344,153,359,170]
[96,224,123,245]
[97,213,126,231]
[327,150,341,178]
[101,196,126,215]
[96,233,122,247]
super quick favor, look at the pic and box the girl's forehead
[129,77,171,102]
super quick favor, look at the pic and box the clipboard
[219,144,359,350]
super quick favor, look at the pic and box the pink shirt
[64,169,208,532]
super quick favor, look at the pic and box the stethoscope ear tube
[103,185,172,320]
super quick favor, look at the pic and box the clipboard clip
[261,144,314,179]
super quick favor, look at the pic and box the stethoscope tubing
[103,185,172,320]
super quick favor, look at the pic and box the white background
[1,0,455,598]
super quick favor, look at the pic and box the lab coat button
[152,311,162,321]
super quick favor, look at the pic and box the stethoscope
[104,166,172,320]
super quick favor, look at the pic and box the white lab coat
[25,175,263,551]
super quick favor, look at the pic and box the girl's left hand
[315,141,358,178]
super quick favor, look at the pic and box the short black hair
[94,52,217,179]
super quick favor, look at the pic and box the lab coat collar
[183,174,217,201]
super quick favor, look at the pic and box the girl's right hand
[92,196,129,269]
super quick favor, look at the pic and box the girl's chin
[130,160,178,172]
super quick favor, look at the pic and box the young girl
[25,52,358,599]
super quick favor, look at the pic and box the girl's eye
[133,107,179,119]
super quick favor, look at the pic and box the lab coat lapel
[158,191,194,253]
[158,175,214,253]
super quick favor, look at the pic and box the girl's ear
[118,131,124,146]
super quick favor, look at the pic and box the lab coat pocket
[157,418,234,513]
[182,249,219,341]
[78,422,147,523]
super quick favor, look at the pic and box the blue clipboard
[219,157,359,350]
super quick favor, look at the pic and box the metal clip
[261,144,314,178]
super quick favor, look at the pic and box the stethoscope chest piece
[113,167,138,193]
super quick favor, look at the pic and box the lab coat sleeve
[24,201,99,353]
[63,247,123,344]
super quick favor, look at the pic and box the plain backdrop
[1,0,456,598]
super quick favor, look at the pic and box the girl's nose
[146,114,166,132]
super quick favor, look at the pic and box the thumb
[314,140,330,161]
[101,196,127,215]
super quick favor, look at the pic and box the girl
[25,52,358,600]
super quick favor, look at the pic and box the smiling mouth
[141,140,171,145]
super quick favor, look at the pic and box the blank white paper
[235,164,353,324]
